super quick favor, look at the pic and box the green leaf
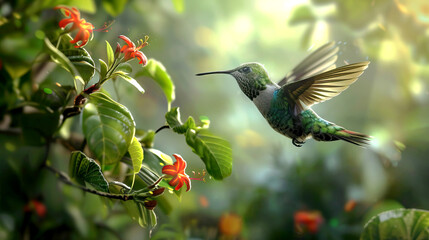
[128,137,144,174]
[289,5,315,25]
[113,71,145,94]
[116,63,132,74]
[1,33,43,79]
[361,209,429,240]
[32,85,74,111]
[67,0,96,13]
[136,59,175,104]
[184,117,196,130]
[42,0,96,13]
[105,40,114,68]
[185,129,232,180]
[140,149,172,176]
[64,50,95,84]
[69,151,109,192]
[102,0,128,17]
[128,137,143,190]
[165,107,194,134]
[56,35,95,84]
[151,224,186,240]
[82,92,135,165]
[135,129,155,148]
[172,0,184,13]
[164,108,232,179]
[122,200,157,228]
[147,149,173,165]
[121,157,160,187]
[165,107,183,132]
[99,59,108,80]
[199,116,210,129]
[363,200,404,224]
[44,38,85,93]
[21,112,61,146]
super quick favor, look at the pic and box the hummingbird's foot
[292,138,305,147]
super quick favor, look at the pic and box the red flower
[24,200,47,218]
[162,154,191,192]
[294,211,323,234]
[118,35,149,66]
[55,6,94,48]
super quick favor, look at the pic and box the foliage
[0,0,232,238]
[69,151,109,192]
[361,209,429,240]
[1,0,429,239]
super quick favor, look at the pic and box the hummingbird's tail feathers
[335,129,372,147]
[311,126,371,147]
[278,42,339,86]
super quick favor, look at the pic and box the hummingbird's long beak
[196,70,232,76]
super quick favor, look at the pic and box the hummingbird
[196,42,371,147]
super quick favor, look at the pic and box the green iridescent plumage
[197,42,371,147]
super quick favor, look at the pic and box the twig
[44,165,137,201]
[155,125,170,134]
[79,138,87,151]
[38,140,51,171]
[0,128,21,135]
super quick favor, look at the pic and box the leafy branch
[44,164,137,201]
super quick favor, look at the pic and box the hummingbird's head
[197,62,273,100]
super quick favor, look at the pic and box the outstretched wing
[278,42,339,86]
[279,61,370,115]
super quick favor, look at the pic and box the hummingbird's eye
[241,66,251,74]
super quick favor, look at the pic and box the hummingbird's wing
[278,42,339,86]
[280,61,370,115]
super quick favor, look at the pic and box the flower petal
[169,177,179,187]
[58,18,73,28]
[75,30,90,48]
[162,165,178,176]
[71,7,81,19]
[70,30,83,44]
[134,51,148,65]
[173,154,187,173]
[119,35,135,48]
[175,178,184,191]
[183,175,191,191]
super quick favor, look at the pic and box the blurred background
[1,0,429,239]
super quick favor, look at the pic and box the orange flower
[162,154,191,191]
[55,6,94,48]
[294,210,323,234]
[219,213,242,236]
[118,35,149,66]
[344,200,357,212]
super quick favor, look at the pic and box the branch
[0,128,22,135]
[44,165,137,201]
[155,125,170,134]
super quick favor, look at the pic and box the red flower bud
[151,187,165,197]
[143,200,157,210]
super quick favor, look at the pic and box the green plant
[0,3,232,234]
